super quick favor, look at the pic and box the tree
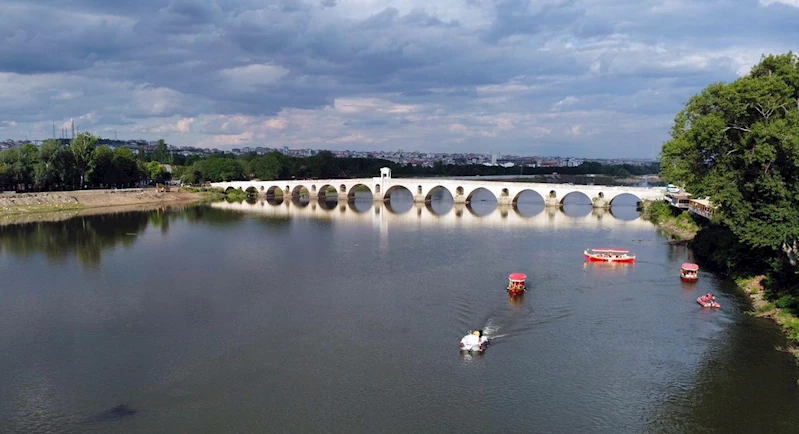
[112,147,141,187]
[70,132,97,188]
[250,152,289,180]
[192,157,245,182]
[152,139,172,164]
[147,161,170,183]
[35,139,64,190]
[0,144,38,191]
[88,145,114,187]
[660,52,799,270]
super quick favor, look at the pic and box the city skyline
[1,1,797,158]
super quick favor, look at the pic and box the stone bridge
[210,168,665,209]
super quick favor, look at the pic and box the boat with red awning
[680,263,699,281]
[584,248,636,263]
[507,273,527,295]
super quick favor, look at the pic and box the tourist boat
[680,263,699,282]
[507,273,527,295]
[459,330,490,352]
[584,248,636,263]
[697,296,720,309]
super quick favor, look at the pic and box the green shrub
[226,189,248,202]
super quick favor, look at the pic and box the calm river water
[1,191,798,433]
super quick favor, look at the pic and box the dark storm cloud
[0,0,796,157]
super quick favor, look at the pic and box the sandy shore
[0,188,210,225]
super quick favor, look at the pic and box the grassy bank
[640,199,699,243]
[182,186,227,201]
[737,276,799,356]
[0,188,208,222]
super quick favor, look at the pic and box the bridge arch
[560,191,592,205]
[347,183,373,201]
[465,187,498,217]
[512,189,545,204]
[291,185,310,198]
[465,187,497,204]
[266,186,285,197]
[225,186,237,194]
[424,185,454,203]
[383,185,413,202]
[317,184,337,200]
[608,192,642,208]
[245,186,258,195]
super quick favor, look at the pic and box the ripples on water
[1,191,799,433]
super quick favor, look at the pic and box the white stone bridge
[211,168,665,209]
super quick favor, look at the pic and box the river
[1,191,798,433]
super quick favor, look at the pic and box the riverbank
[640,199,699,243]
[0,188,219,225]
[639,200,799,360]
[737,276,799,358]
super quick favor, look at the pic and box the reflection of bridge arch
[210,199,656,232]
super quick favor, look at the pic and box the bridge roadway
[211,171,665,208]
[211,198,656,232]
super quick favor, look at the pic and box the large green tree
[660,53,799,269]
[70,132,97,188]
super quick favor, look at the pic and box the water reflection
[211,198,650,231]
[0,205,245,268]
[0,211,151,268]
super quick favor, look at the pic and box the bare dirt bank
[0,188,210,225]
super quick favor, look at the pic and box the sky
[0,0,797,158]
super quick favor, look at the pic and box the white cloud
[220,64,290,87]
[759,0,799,7]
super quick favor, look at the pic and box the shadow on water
[651,282,799,433]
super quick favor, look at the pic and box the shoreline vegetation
[654,53,799,360]
[640,200,699,244]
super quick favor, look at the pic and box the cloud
[220,64,290,88]
[0,0,795,158]
[760,0,799,7]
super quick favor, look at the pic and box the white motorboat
[459,330,490,352]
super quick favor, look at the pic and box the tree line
[179,151,659,184]
[1,132,659,192]
[660,53,799,304]
[0,133,175,192]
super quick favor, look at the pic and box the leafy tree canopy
[660,53,799,263]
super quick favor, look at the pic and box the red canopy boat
[680,263,699,282]
[507,273,527,295]
[584,248,636,263]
